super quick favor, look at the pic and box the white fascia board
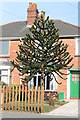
[0,35,79,40]
[59,35,79,38]
[0,37,23,41]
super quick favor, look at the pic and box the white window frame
[28,72,57,91]
[0,66,10,85]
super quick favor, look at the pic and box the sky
[0,1,79,26]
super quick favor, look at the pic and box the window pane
[38,76,41,87]
[34,76,36,88]
[2,76,8,84]
[46,76,50,90]
[72,74,75,81]
[2,70,8,75]
[0,41,9,55]
[72,73,80,82]
[51,83,53,90]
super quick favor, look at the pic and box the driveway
[43,100,80,118]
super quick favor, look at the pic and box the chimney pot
[29,2,32,8]
[33,3,37,9]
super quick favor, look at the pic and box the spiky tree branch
[12,16,73,86]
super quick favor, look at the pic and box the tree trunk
[41,64,44,88]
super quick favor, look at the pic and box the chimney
[27,2,38,27]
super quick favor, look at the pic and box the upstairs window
[76,38,80,56]
[0,41,9,55]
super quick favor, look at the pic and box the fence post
[12,86,14,111]
[37,86,40,113]
[21,85,24,112]
[2,86,5,111]
[18,85,20,111]
[25,86,27,112]
[31,86,33,112]
[15,86,17,111]
[0,86,1,111]
[9,86,11,110]
[28,86,30,112]
[41,86,44,113]
[5,86,8,111]
[34,86,36,113]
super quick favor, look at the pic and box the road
[0,111,78,119]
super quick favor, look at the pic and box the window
[72,73,80,82]
[0,69,8,83]
[76,39,80,55]
[0,41,9,55]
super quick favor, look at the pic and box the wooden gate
[1,85,44,113]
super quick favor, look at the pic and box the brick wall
[27,2,38,26]
[9,40,21,84]
[57,38,80,99]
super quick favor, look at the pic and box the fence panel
[2,84,44,113]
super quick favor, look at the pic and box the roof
[0,21,29,38]
[0,20,80,38]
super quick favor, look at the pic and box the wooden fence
[1,85,44,113]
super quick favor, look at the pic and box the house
[0,2,80,100]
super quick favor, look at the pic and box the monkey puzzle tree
[12,14,73,87]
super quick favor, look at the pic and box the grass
[43,99,68,112]
[43,105,57,112]
[3,99,68,113]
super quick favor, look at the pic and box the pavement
[0,100,79,119]
[0,111,76,119]
[43,100,79,118]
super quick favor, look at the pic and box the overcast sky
[0,1,79,26]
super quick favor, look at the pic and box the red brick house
[0,2,80,100]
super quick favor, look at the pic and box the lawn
[43,99,68,112]
[3,99,68,113]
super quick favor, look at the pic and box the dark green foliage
[0,81,7,88]
[12,16,73,84]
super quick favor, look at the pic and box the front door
[70,71,80,98]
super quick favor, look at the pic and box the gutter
[59,35,80,38]
[0,35,80,41]
[0,37,23,41]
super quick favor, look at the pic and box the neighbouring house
[0,2,80,100]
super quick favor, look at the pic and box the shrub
[49,95,58,106]
[0,81,7,88]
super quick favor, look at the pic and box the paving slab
[43,100,79,118]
